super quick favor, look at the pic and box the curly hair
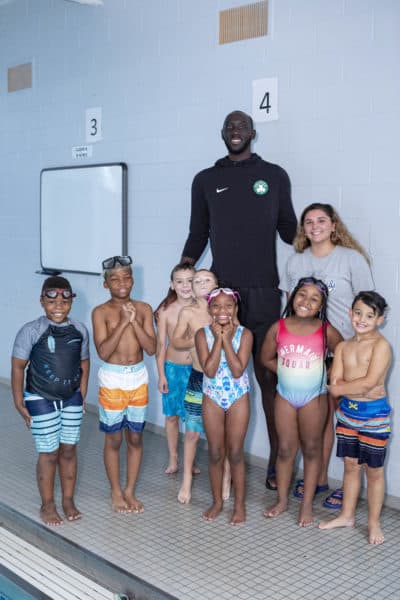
[41,276,72,293]
[293,203,370,264]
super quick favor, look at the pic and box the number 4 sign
[252,78,278,122]
[85,106,103,143]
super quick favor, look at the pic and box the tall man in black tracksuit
[181,110,297,489]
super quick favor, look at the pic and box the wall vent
[8,62,32,93]
[219,1,268,45]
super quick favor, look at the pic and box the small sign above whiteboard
[40,163,127,275]
[252,77,278,122]
[72,145,93,159]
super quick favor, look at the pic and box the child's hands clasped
[211,316,235,344]
[210,317,224,341]
[221,317,235,344]
[121,302,136,324]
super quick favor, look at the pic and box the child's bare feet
[368,522,384,545]
[192,464,201,475]
[110,491,131,514]
[124,492,144,513]
[318,514,355,530]
[62,498,82,521]
[178,479,192,504]
[165,462,179,475]
[40,502,64,526]
[203,502,223,521]
[229,503,245,525]
[298,503,313,527]
[263,500,287,518]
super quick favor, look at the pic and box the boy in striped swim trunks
[171,270,228,504]
[12,276,90,526]
[319,291,392,545]
[92,256,156,514]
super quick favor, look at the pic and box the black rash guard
[182,153,297,288]
[13,316,89,402]
[27,323,84,401]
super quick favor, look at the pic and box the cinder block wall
[0,0,399,495]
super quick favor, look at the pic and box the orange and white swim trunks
[98,361,148,433]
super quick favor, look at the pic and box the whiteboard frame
[40,163,127,276]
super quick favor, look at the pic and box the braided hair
[283,277,330,391]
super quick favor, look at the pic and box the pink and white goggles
[206,287,241,305]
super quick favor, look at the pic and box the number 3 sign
[252,78,278,123]
[85,107,103,143]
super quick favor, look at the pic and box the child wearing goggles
[11,276,90,526]
[195,287,253,525]
[92,256,156,514]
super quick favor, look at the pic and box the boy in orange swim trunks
[92,256,156,514]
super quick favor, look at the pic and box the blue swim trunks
[24,389,83,453]
[184,368,204,434]
[336,396,391,468]
[162,361,191,419]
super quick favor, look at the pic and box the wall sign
[85,106,102,143]
[252,77,278,122]
[72,145,93,159]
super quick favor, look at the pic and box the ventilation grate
[8,62,32,92]
[219,1,268,45]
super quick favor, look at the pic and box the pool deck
[1,382,399,600]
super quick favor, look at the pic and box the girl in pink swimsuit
[261,277,342,527]
[195,288,253,526]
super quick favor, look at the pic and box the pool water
[0,570,42,600]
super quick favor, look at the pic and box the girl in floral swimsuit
[195,288,253,526]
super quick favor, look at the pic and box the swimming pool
[0,565,47,600]
[0,526,115,600]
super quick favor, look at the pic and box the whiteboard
[40,163,127,275]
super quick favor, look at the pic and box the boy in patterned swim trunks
[319,291,392,545]
[12,276,90,526]
[92,256,156,514]
[171,270,219,504]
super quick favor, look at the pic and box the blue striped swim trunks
[24,390,83,453]
[336,396,391,468]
